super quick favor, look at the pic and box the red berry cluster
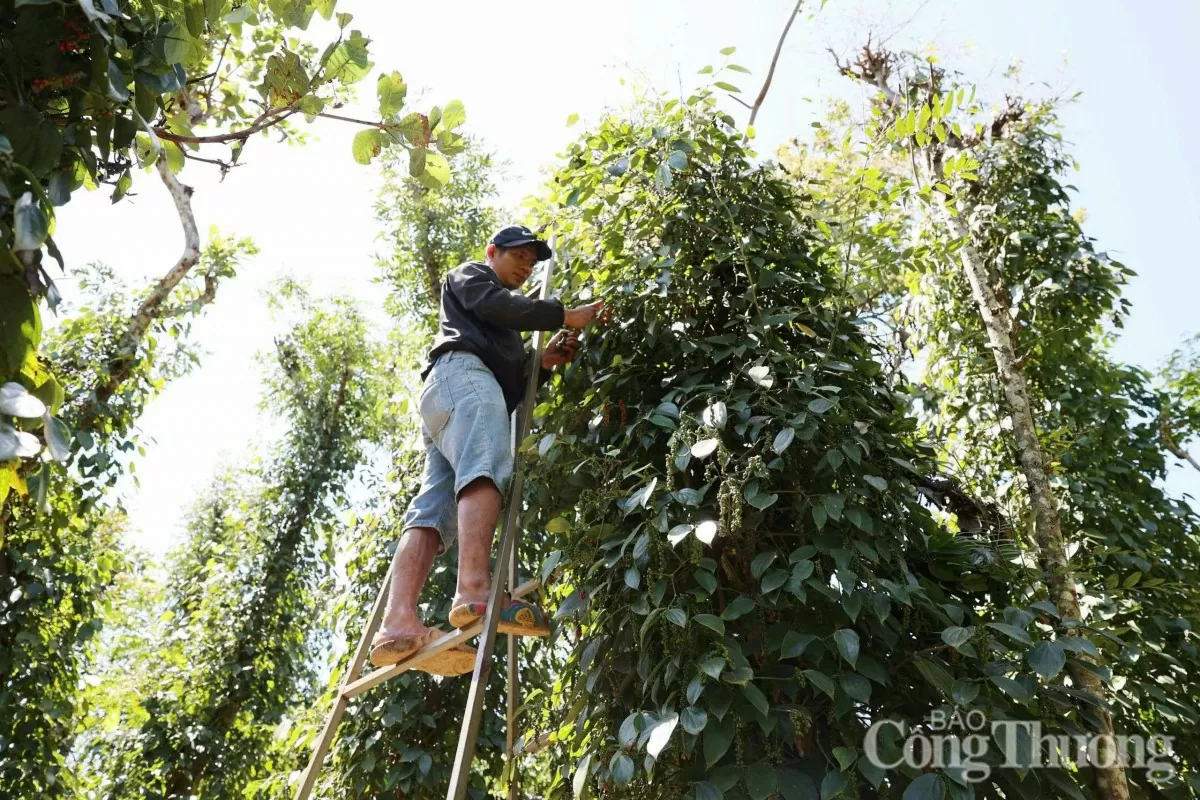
[31,72,83,93]
[58,20,88,53]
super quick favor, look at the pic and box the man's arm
[450,263,565,331]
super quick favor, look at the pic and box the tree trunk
[830,45,1132,797]
[940,206,1130,800]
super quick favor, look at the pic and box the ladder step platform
[341,578,541,699]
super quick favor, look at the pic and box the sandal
[448,597,550,637]
[369,628,477,676]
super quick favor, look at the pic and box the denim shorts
[402,350,513,553]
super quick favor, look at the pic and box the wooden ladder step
[341,577,541,699]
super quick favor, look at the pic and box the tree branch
[1159,415,1200,474]
[154,106,296,145]
[85,157,202,420]
[747,0,804,129]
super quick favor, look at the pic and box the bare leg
[375,526,440,644]
[453,476,502,607]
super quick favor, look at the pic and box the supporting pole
[445,247,557,800]
[293,556,396,800]
[506,412,521,800]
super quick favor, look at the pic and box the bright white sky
[51,0,1200,556]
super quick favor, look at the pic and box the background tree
[0,234,251,798]
[2,1,464,793]
[788,45,1200,796]
[1159,335,1200,473]
[375,142,503,339]
[82,287,386,800]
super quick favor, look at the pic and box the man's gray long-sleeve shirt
[423,261,565,414]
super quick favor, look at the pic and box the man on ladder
[369,224,604,676]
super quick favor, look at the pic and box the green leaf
[567,113,580,126]
[609,753,634,785]
[747,364,771,385]
[1027,641,1066,679]
[745,763,778,800]
[761,569,788,594]
[808,397,835,414]
[699,656,725,679]
[720,46,736,55]
[832,629,860,667]
[941,626,973,649]
[820,770,849,800]
[694,614,725,635]
[656,161,674,188]
[741,681,769,716]
[704,401,728,429]
[903,774,945,800]
[803,669,836,699]
[184,0,205,37]
[864,475,887,492]
[417,151,451,188]
[990,675,1033,702]
[573,753,593,798]
[747,492,778,510]
[409,146,427,177]
[323,30,373,85]
[841,673,871,702]
[666,608,687,627]
[646,712,678,757]
[667,149,688,170]
[944,679,977,708]
[987,622,1032,645]
[779,768,819,800]
[377,71,408,118]
[12,193,48,254]
[772,427,795,454]
[704,717,735,766]
[721,596,755,620]
[625,566,640,589]
[914,657,955,697]
[727,64,752,74]
[546,517,570,533]
[751,551,776,579]
[696,782,723,800]
[0,277,39,377]
[781,631,816,659]
[441,99,466,130]
[714,81,741,93]
[352,128,383,165]
[694,569,717,594]
[681,706,708,735]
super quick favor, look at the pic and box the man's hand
[563,300,605,329]
[542,330,579,369]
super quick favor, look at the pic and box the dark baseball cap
[490,224,552,262]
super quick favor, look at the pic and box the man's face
[488,243,539,289]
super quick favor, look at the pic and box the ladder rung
[341,577,541,699]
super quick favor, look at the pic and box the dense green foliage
[78,290,386,800]
[785,52,1200,795]
[4,21,1197,800]
[375,144,502,338]
[1,237,251,798]
[505,90,1032,800]
[0,0,463,497]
